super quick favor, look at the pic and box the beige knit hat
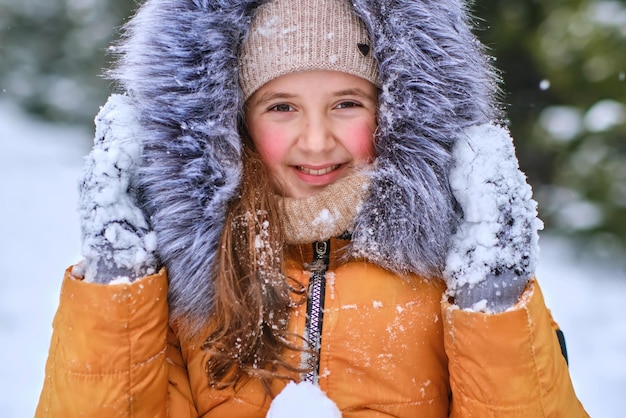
[239,0,380,100]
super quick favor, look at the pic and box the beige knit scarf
[279,173,370,244]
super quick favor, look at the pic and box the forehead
[249,70,377,105]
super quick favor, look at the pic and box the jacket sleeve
[35,267,198,418]
[442,279,588,417]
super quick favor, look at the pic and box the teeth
[298,165,339,176]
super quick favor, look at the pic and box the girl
[36,0,588,416]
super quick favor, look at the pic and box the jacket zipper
[302,239,331,384]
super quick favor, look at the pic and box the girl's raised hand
[76,95,159,284]
[444,124,544,313]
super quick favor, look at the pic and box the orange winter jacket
[36,251,588,417]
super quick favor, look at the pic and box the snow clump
[444,123,543,289]
[267,381,341,418]
[78,94,157,282]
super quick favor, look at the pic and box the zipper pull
[308,240,330,273]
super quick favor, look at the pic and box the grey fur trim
[348,0,500,276]
[110,0,499,330]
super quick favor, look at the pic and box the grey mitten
[444,124,544,313]
[76,94,158,284]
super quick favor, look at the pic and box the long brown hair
[201,145,310,394]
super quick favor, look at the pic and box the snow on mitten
[444,124,543,313]
[267,382,341,418]
[76,94,158,284]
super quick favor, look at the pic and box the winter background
[0,98,625,417]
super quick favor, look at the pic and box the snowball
[266,382,341,418]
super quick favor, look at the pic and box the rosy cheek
[345,122,376,161]
[251,125,288,168]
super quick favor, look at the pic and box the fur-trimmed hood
[110,0,500,327]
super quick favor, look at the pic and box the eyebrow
[252,92,297,107]
[331,88,375,100]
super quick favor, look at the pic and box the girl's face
[245,71,377,198]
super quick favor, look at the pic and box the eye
[269,103,295,112]
[335,101,361,109]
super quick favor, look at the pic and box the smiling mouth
[296,165,341,176]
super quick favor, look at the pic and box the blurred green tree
[476,0,626,262]
[0,0,134,124]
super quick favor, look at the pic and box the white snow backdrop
[0,99,624,417]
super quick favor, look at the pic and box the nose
[298,113,335,154]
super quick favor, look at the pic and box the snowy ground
[1,99,624,417]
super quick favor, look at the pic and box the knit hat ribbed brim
[239,0,380,100]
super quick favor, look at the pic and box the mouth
[295,164,342,176]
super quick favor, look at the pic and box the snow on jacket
[36,0,588,416]
[37,245,586,417]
